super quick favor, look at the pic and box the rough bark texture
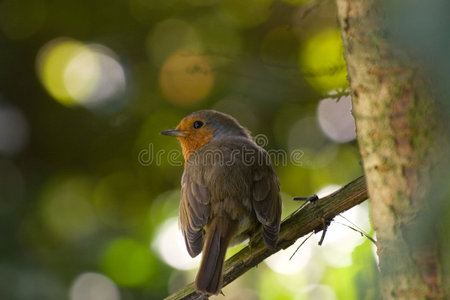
[336,1,447,299]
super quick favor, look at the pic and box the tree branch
[165,175,368,300]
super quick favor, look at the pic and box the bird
[161,109,282,295]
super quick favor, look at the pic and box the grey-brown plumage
[162,110,282,295]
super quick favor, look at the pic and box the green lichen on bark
[336,0,446,299]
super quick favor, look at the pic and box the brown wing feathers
[180,175,211,258]
[252,168,281,248]
[180,138,282,294]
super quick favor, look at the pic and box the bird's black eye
[193,120,204,129]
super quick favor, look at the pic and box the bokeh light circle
[0,105,29,155]
[221,0,273,28]
[305,284,337,300]
[159,49,214,106]
[39,175,98,241]
[36,38,85,106]
[153,217,201,270]
[287,116,328,152]
[147,19,200,67]
[101,238,156,287]
[315,185,372,268]
[81,47,127,111]
[63,45,99,102]
[317,96,356,143]
[69,272,120,300]
[36,38,126,112]
[315,184,341,199]
[265,235,313,274]
[299,28,348,92]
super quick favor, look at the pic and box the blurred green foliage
[0,0,382,299]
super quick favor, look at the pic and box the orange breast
[178,128,214,162]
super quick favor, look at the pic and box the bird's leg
[248,236,255,257]
[247,230,260,259]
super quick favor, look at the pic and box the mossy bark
[336,0,447,299]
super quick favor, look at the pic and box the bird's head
[161,110,251,161]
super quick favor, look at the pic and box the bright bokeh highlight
[36,38,87,106]
[149,190,181,231]
[318,96,356,143]
[265,234,313,274]
[36,38,126,112]
[153,217,201,270]
[316,184,341,198]
[63,45,99,102]
[300,29,348,92]
[69,272,120,300]
[259,271,304,300]
[316,184,372,267]
[304,284,337,300]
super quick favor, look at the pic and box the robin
[161,110,282,295]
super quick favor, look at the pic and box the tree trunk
[336,1,448,299]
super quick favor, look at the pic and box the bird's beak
[160,129,185,137]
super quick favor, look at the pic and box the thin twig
[289,232,314,260]
[335,214,377,244]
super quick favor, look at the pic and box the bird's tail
[195,217,236,295]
